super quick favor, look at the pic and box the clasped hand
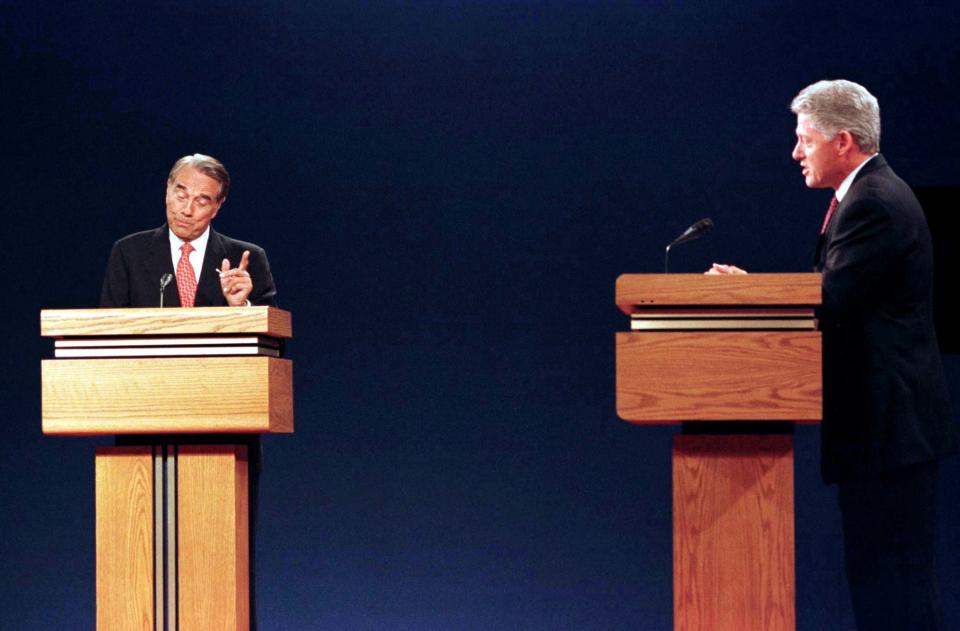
[705,263,748,275]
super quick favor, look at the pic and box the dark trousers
[837,460,944,631]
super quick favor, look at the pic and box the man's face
[165,166,224,241]
[791,113,844,190]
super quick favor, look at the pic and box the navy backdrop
[2,2,960,629]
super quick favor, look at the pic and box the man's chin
[169,224,195,240]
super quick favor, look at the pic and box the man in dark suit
[100,153,275,630]
[713,80,958,629]
[101,153,276,308]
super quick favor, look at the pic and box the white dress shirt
[168,226,211,282]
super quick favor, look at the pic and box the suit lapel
[811,154,887,271]
[152,226,181,307]
[813,233,826,271]
[814,197,843,268]
[194,228,225,306]
[812,198,844,270]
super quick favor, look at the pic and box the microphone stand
[159,273,173,308]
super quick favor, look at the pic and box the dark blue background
[3,2,959,629]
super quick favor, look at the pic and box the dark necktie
[820,196,839,235]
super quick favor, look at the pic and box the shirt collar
[168,225,211,252]
[835,154,878,202]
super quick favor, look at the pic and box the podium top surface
[40,307,292,338]
[616,273,821,314]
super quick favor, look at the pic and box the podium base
[96,444,250,631]
[673,434,795,631]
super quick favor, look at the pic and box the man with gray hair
[99,153,276,630]
[800,79,958,630]
[101,153,277,308]
[713,80,957,629]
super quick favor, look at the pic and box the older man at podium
[100,153,276,308]
[98,153,276,630]
[712,80,958,630]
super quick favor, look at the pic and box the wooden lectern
[615,274,821,631]
[40,307,293,631]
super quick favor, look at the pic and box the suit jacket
[814,154,958,483]
[100,225,277,308]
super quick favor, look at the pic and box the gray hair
[168,154,230,201]
[790,80,881,154]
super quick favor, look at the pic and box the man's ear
[211,196,225,220]
[834,130,855,156]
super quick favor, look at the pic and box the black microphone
[665,218,714,272]
[159,273,173,308]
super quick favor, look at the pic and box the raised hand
[218,250,253,306]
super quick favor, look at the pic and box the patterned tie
[176,242,197,307]
[820,196,839,235]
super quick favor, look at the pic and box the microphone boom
[665,218,714,272]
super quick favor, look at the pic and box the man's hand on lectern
[705,263,748,275]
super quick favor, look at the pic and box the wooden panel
[269,356,294,433]
[673,435,795,631]
[40,307,292,338]
[616,274,821,314]
[96,446,154,631]
[616,331,821,422]
[42,357,294,435]
[178,445,249,631]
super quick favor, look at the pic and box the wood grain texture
[269,357,294,433]
[40,307,292,338]
[616,331,821,422]
[616,274,821,314]
[96,447,154,631]
[673,435,795,631]
[178,445,249,631]
[42,357,294,435]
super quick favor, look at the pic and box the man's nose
[791,144,803,160]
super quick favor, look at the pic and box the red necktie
[820,196,839,235]
[176,242,197,307]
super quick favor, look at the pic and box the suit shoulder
[848,167,920,215]
[113,228,163,250]
[844,167,928,255]
[214,232,268,255]
[851,162,913,197]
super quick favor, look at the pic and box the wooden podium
[615,274,821,631]
[40,307,293,631]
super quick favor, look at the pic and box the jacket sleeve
[247,245,278,307]
[100,241,131,307]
